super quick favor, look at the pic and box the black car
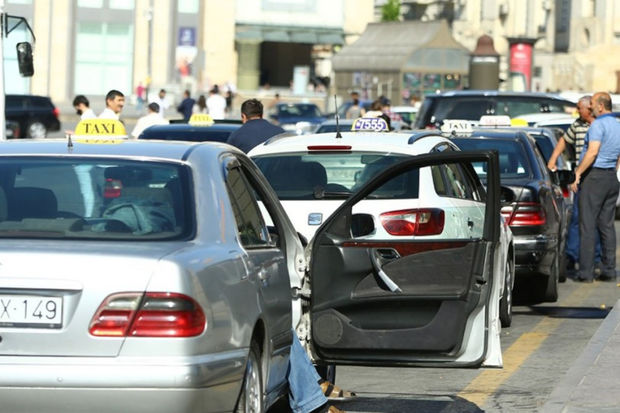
[452,129,569,302]
[137,122,242,142]
[415,91,576,129]
[5,94,61,139]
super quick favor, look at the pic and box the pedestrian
[547,95,601,273]
[345,91,364,119]
[176,89,195,122]
[152,89,169,117]
[570,92,620,282]
[131,102,169,138]
[135,82,145,112]
[226,98,285,153]
[193,94,207,114]
[206,85,227,120]
[99,89,125,120]
[72,95,96,120]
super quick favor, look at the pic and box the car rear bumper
[0,349,247,413]
[513,233,557,276]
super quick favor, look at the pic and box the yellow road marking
[458,282,595,407]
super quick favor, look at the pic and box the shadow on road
[268,394,484,413]
[513,305,611,319]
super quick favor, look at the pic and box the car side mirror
[16,42,34,77]
[351,213,374,237]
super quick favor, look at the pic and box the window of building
[178,0,199,13]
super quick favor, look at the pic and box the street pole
[145,0,153,102]
[0,0,6,140]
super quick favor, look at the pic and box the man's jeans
[566,191,601,264]
[288,332,327,413]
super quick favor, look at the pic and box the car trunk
[0,240,181,357]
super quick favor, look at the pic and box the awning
[236,24,344,45]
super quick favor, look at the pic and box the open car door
[309,151,502,368]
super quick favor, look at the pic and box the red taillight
[380,208,444,236]
[562,187,570,198]
[90,292,206,337]
[52,107,60,118]
[501,202,546,226]
[104,178,122,198]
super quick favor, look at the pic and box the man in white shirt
[206,85,227,119]
[99,89,125,120]
[153,89,170,117]
[131,102,169,138]
[73,95,96,120]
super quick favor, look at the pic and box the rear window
[31,97,53,109]
[453,139,532,179]
[253,152,419,200]
[0,158,191,240]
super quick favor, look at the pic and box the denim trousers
[288,331,327,413]
[566,191,601,263]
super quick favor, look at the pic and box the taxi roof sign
[440,119,473,134]
[74,119,126,137]
[188,113,214,126]
[351,117,389,132]
[510,118,528,127]
[479,115,511,127]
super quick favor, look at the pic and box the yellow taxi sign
[74,119,126,136]
[188,113,214,126]
[510,118,528,127]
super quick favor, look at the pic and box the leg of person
[595,172,619,281]
[577,171,603,282]
[565,191,580,269]
[288,333,328,413]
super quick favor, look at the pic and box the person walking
[131,102,169,138]
[193,95,207,114]
[570,92,620,282]
[176,90,195,122]
[226,98,285,153]
[72,95,96,120]
[547,95,601,273]
[206,85,227,119]
[152,89,169,117]
[99,89,125,120]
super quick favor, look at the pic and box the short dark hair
[105,89,124,101]
[73,95,89,107]
[241,99,263,118]
[148,102,160,113]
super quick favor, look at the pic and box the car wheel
[543,250,559,302]
[26,121,47,139]
[315,363,336,384]
[235,341,263,413]
[499,258,513,328]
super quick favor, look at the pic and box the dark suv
[414,91,576,129]
[5,94,61,139]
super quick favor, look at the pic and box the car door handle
[370,249,402,293]
[257,268,270,282]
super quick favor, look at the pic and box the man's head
[240,99,263,123]
[183,90,190,98]
[159,89,166,98]
[105,90,125,114]
[591,92,612,118]
[350,91,359,100]
[210,85,220,95]
[577,95,592,121]
[73,95,90,115]
[148,102,160,114]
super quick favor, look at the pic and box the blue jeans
[566,191,601,263]
[288,332,327,413]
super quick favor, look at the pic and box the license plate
[0,295,63,328]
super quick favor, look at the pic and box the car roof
[427,90,572,101]
[0,138,234,161]
[142,123,241,134]
[248,130,450,156]
[317,119,354,126]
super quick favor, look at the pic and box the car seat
[8,187,58,219]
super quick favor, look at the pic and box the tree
[381,0,401,22]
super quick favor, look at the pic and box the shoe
[320,380,356,401]
[327,406,346,413]
[576,275,594,283]
[597,274,617,282]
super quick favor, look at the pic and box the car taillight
[52,107,60,118]
[562,187,570,198]
[380,208,444,236]
[104,178,122,198]
[501,202,546,226]
[90,292,206,337]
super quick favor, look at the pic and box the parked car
[268,102,326,134]
[414,91,576,129]
[5,94,61,139]
[0,127,505,411]
[137,121,241,142]
[249,124,515,328]
[451,129,569,302]
[315,118,355,133]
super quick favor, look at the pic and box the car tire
[499,258,513,328]
[235,340,263,413]
[543,250,559,302]
[315,363,336,384]
[26,121,47,139]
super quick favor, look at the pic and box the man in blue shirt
[176,90,195,122]
[226,99,285,153]
[571,92,620,282]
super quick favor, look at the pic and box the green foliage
[381,0,401,21]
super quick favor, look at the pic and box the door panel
[310,151,500,367]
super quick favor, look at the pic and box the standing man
[131,102,169,138]
[99,90,125,120]
[226,98,284,153]
[176,90,195,122]
[73,95,97,120]
[571,92,620,282]
[547,95,600,273]
[206,85,227,120]
[153,89,169,117]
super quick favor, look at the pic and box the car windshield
[0,158,191,240]
[253,152,419,200]
[453,139,531,179]
[278,104,321,118]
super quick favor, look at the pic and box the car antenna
[66,131,73,152]
[334,95,342,139]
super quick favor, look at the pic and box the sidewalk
[542,298,620,412]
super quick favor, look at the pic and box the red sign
[509,42,533,90]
